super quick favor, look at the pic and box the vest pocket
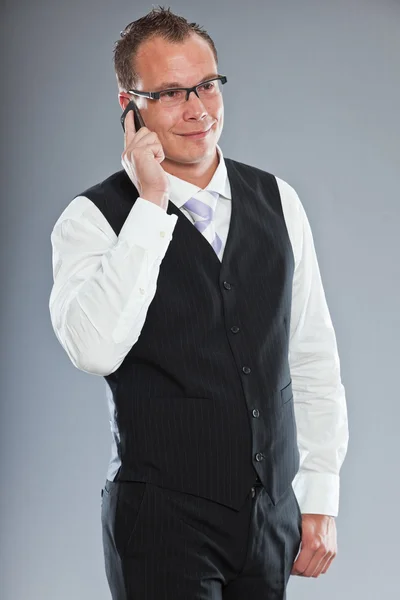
[280,379,293,404]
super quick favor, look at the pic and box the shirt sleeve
[49,196,178,376]
[277,177,349,517]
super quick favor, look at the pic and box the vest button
[252,409,260,418]
[223,281,232,290]
[231,326,240,333]
[255,452,264,462]
[242,366,251,374]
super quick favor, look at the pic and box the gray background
[1,0,399,598]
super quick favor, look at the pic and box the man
[49,6,349,599]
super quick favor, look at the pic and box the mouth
[178,125,214,139]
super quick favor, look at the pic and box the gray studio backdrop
[1,0,399,598]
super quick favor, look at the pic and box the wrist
[141,189,169,210]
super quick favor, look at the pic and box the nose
[183,90,208,120]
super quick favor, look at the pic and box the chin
[181,145,216,162]
[184,134,217,151]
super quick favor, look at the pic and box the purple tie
[183,190,223,257]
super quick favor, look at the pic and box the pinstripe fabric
[82,158,299,512]
[100,478,302,599]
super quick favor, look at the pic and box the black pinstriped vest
[81,157,300,511]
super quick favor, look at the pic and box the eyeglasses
[127,75,227,107]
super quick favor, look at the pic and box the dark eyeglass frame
[127,75,227,101]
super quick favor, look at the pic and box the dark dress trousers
[81,158,302,598]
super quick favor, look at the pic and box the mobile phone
[120,99,146,132]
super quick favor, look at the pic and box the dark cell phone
[120,99,146,132]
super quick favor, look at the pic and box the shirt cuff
[292,471,340,517]
[118,197,178,251]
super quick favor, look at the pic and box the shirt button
[255,452,264,462]
[139,288,145,295]
[160,231,166,238]
[223,281,232,290]
[242,366,251,374]
[252,409,260,418]
[231,326,240,334]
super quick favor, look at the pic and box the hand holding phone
[120,100,146,132]
[120,101,170,209]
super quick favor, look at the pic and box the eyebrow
[152,73,219,91]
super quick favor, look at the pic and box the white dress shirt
[49,144,349,517]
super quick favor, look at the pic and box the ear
[118,93,131,111]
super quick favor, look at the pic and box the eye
[160,89,184,99]
[199,82,215,92]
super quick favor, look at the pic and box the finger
[133,130,159,147]
[291,546,315,575]
[308,552,330,577]
[125,122,153,150]
[124,139,164,157]
[140,142,165,162]
[320,553,335,574]
[298,550,330,578]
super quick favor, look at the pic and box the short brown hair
[113,5,219,92]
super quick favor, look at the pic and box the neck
[162,150,219,189]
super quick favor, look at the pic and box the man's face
[120,33,224,166]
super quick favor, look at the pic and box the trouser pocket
[102,480,148,559]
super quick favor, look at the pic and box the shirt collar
[165,144,232,209]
